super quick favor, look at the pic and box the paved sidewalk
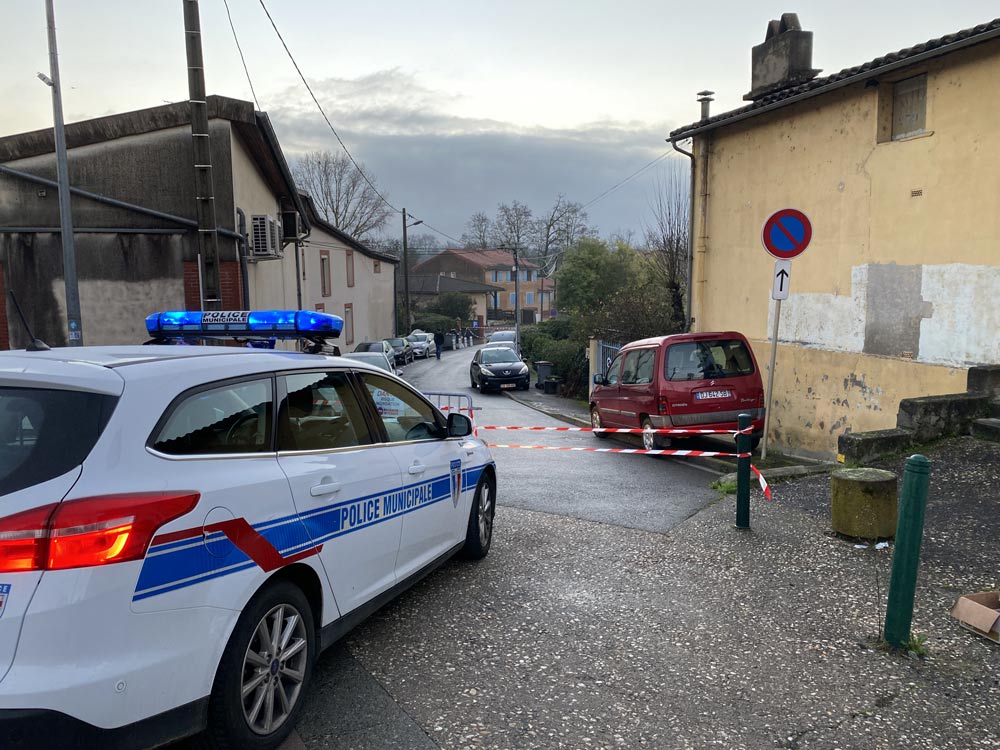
[493,386,1000,748]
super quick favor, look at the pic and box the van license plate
[696,390,732,400]
[500,383,516,389]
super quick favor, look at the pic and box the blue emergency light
[145,309,344,339]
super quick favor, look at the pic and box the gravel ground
[312,436,999,750]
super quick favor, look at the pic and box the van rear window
[0,387,117,496]
[664,340,755,381]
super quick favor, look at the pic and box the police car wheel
[202,580,316,750]
[462,473,496,560]
[591,408,609,439]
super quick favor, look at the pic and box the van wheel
[642,418,670,451]
[590,407,608,439]
[201,581,315,750]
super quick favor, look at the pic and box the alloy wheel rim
[241,603,308,736]
[643,424,655,451]
[591,410,601,430]
[478,484,494,544]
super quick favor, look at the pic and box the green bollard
[735,413,751,529]
[883,454,932,649]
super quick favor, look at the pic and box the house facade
[297,192,397,347]
[413,248,548,324]
[0,96,309,348]
[669,16,1000,458]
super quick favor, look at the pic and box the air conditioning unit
[250,215,281,258]
[281,210,302,242]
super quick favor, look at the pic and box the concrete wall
[691,41,1000,457]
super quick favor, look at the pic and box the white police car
[0,310,497,749]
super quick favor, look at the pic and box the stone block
[896,392,990,442]
[968,365,1000,398]
[830,468,898,539]
[838,428,912,465]
[971,418,1000,443]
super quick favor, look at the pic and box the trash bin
[445,333,457,350]
[534,361,553,389]
[543,377,562,395]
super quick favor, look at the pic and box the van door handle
[310,481,341,496]
[408,464,427,475]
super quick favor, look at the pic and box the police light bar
[145,310,343,339]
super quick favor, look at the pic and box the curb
[502,391,591,427]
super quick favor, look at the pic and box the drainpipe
[670,138,694,331]
[235,208,250,308]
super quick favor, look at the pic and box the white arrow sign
[772,260,791,300]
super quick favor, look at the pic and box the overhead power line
[581,150,672,210]
[223,0,259,110]
[257,0,400,215]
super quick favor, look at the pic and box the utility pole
[183,0,221,310]
[402,208,411,331]
[512,246,521,350]
[401,209,422,332]
[43,0,82,345]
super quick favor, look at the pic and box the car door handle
[310,481,341,496]
[408,464,427,475]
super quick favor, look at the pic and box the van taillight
[658,396,669,415]
[0,492,199,573]
[758,392,765,408]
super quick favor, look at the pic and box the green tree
[425,292,474,322]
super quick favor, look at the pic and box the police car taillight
[0,492,199,573]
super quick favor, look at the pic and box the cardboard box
[950,591,1000,643]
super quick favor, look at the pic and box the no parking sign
[761,208,812,260]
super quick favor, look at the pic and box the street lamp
[401,208,422,333]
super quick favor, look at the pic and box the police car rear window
[664,340,755,381]
[0,387,117,496]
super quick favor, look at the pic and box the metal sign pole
[761,298,781,461]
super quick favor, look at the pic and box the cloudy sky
[2,1,992,243]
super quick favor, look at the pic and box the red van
[590,332,765,450]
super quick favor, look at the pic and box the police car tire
[461,473,496,560]
[201,580,316,750]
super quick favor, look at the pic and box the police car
[0,310,497,750]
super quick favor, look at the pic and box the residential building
[412,248,546,324]
[297,192,397,347]
[0,96,308,348]
[668,15,1000,458]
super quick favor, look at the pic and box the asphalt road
[173,345,721,750]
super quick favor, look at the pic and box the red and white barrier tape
[486,443,751,458]
[752,465,772,500]
[478,424,752,435]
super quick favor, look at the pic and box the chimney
[743,13,820,101]
[697,90,715,120]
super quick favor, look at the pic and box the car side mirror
[593,374,608,385]
[447,412,473,438]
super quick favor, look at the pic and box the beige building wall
[300,225,395,349]
[690,42,1000,458]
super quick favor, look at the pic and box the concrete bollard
[830,468,898,539]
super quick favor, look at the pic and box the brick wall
[183,260,243,310]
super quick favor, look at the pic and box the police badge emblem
[450,459,462,507]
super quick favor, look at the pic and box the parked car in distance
[485,330,521,358]
[353,339,394,360]
[471,346,529,392]
[385,337,414,365]
[589,331,765,451]
[342,351,401,376]
[407,333,433,359]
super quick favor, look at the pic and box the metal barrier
[424,391,480,435]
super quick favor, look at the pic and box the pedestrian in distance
[434,330,444,360]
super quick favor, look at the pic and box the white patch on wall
[771,265,868,352]
[919,264,1000,367]
[770,264,999,367]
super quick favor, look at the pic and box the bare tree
[493,200,534,251]
[643,163,690,329]
[531,195,592,274]
[462,212,493,249]
[293,150,393,241]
